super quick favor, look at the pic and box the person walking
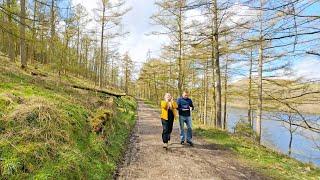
[160,93,178,149]
[177,91,194,146]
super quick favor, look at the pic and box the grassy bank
[194,123,320,180]
[0,58,137,179]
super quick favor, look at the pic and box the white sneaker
[163,143,168,149]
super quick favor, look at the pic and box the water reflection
[226,107,320,166]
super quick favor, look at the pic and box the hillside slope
[0,58,136,179]
[228,78,320,114]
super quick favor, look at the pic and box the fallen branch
[31,71,48,77]
[306,51,320,57]
[72,85,126,98]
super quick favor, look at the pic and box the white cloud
[71,0,167,65]
[185,8,206,25]
[224,3,260,27]
[72,0,99,29]
[118,0,167,63]
[293,57,320,80]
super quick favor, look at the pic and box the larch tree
[19,0,26,69]
[96,0,129,88]
[49,0,56,64]
[152,0,187,95]
[6,0,16,61]
[122,52,133,94]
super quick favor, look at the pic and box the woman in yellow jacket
[160,93,178,149]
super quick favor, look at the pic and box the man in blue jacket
[177,91,194,146]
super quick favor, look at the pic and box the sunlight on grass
[194,123,320,180]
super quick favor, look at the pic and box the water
[226,107,320,166]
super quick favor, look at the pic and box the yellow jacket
[160,100,178,120]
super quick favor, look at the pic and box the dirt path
[116,101,269,180]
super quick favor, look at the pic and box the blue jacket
[177,97,194,117]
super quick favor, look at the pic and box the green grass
[0,58,137,179]
[142,98,159,111]
[194,123,320,180]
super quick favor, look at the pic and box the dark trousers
[161,118,174,143]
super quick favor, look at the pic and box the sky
[71,0,320,81]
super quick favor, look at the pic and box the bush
[234,119,257,141]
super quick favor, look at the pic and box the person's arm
[190,99,194,110]
[161,101,168,110]
[172,101,178,109]
[176,98,182,110]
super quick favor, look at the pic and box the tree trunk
[94,48,99,86]
[105,39,109,85]
[248,48,253,126]
[177,1,184,95]
[210,32,216,127]
[99,2,106,88]
[212,0,222,129]
[84,39,89,78]
[288,124,293,156]
[223,56,228,130]
[30,0,37,64]
[7,0,15,62]
[148,81,151,99]
[256,38,263,143]
[77,26,80,64]
[204,60,208,125]
[20,0,27,69]
[49,0,55,64]
[256,0,264,143]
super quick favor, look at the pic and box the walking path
[116,101,269,180]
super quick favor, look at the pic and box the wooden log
[31,71,48,77]
[71,85,126,98]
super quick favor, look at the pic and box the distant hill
[228,78,320,114]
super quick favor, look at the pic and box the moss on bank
[0,59,137,179]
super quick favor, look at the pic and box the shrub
[234,119,257,141]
